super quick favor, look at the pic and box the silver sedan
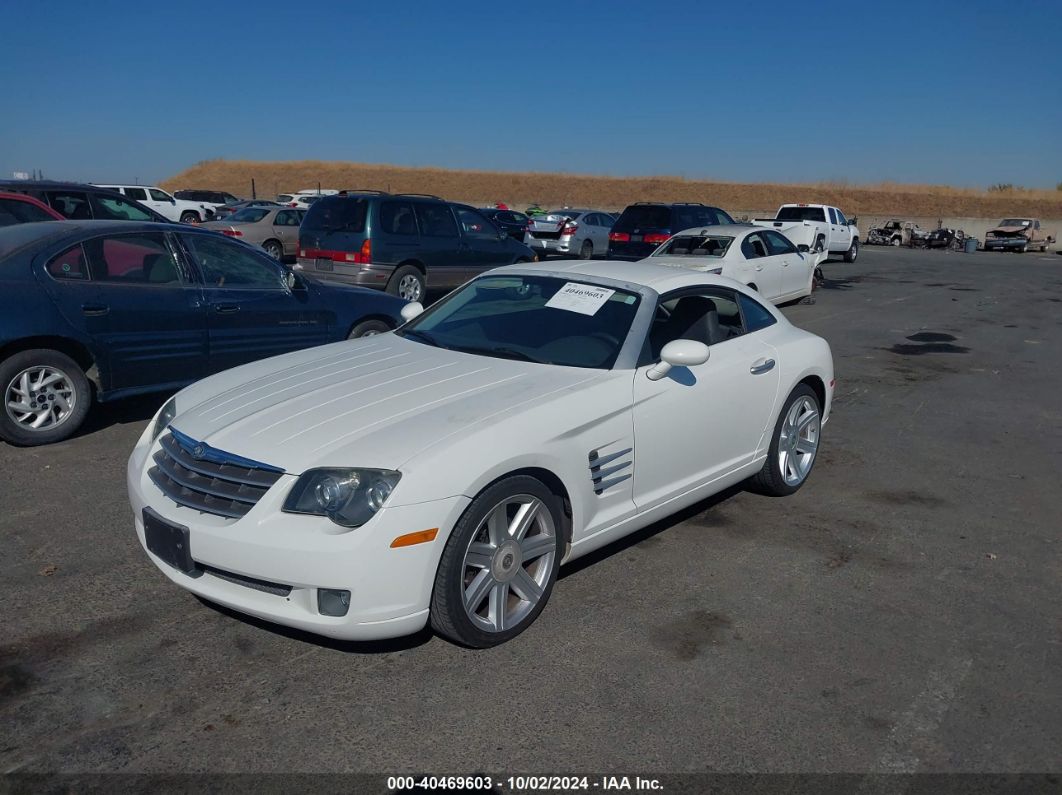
[200,206,306,260]
[525,208,615,259]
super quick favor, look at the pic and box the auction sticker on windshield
[545,282,616,315]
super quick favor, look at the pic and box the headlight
[152,397,177,441]
[283,468,401,528]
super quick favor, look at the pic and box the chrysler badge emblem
[192,444,206,460]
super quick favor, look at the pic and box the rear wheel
[0,349,92,446]
[844,238,859,263]
[386,265,425,302]
[179,211,200,225]
[748,384,821,497]
[430,475,563,648]
[579,239,593,259]
[347,318,392,339]
[262,239,283,260]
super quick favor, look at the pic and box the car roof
[495,258,745,294]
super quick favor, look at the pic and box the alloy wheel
[460,494,557,633]
[777,396,819,486]
[5,366,77,431]
[398,274,423,301]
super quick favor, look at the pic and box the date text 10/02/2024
[387,776,665,791]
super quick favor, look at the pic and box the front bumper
[127,431,470,641]
[293,258,396,288]
[983,237,1029,250]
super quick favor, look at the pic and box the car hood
[989,225,1031,235]
[168,336,605,474]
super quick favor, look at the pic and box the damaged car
[983,218,1054,252]
[867,220,928,247]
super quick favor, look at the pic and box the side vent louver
[588,445,633,495]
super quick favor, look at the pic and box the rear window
[301,197,368,233]
[776,206,827,222]
[228,207,271,222]
[276,194,294,203]
[613,205,672,231]
[673,206,733,229]
[653,235,734,258]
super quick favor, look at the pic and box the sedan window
[229,207,271,223]
[0,198,56,224]
[82,233,182,285]
[763,230,797,256]
[183,233,284,289]
[46,244,90,280]
[741,233,769,259]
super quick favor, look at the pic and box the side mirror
[797,243,810,253]
[285,271,305,291]
[647,339,710,381]
[400,302,424,322]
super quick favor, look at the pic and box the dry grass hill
[163,159,1062,219]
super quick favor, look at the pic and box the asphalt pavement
[1,246,1060,776]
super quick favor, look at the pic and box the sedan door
[631,288,780,510]
[737,232,782,299]
[179,232,332,373]
[41,232,207,393]
[762,230,811,298]
[272,209,303,256]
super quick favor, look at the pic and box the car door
[829,208,851,252]
[42,232,207,394]
[455,205,510,271]
[179,231,332,373]
[762,230,810,298]
[411,202,463,288]
[147,188,181,221]
[737,232,782,298]
[631,288,780,510]
[272,209,302,255]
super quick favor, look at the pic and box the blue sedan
[0,220,408,445]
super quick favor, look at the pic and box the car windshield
[653,235,734,257]
[397,274,641,369]
[1000,219,1031,227]
[228,207,271,222]
[776,206,827,222]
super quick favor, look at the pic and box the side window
[828,208,839,224]
[82,233,182,285]
[741,233,768,259]
[379,201,418,235]
[738,293,777,332]
[46,192,92,220]
[647,290,745,361]
[125,187,148,201]
[183,233,284,289]
[0,198,55,224]
[456,207,498,239]
[414,204,458,238]
[90,194,156,222]
[836,209,847,225]
[274,210,298,226]
[763,230,797,256]
[148,189,171,202]
[46,244,89,280]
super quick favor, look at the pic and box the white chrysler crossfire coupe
[128,259,834,648]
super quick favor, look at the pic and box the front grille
[198,564,292,596]
[148,430,284,519]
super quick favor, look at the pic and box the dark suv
[607,202,735,260]
[297,192,537,301]
[0,180,168,223]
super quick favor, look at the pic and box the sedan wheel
[579,239,593,259]
[431,476,563,647]
[0,350,92,446]
[748,384,821,497]
[263,240,283,260]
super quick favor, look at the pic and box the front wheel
[748,384,821,497]
[262,239,283,260]
[386,265,425,302]
[348,318,392,339]
[579,239,593,259]
[844,238,859,263]
[179,211,200,225]
[430,475,564,648]
[0,349,92,446]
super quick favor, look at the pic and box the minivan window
[776,206,827,222]
[83,233,181,284]
[457,207,499,239]
[379,201,418,235]
[415,203,458,238]
[302,197,368,233]
[614,206,672,231]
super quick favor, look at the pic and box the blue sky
[1,0,1059,188]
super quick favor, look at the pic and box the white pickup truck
[752,204,860,264]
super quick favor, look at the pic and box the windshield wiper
[450,345,544,364]
[401,329,440,348]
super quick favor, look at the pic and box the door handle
[81,303,109,317]
[214,303,240,314]
[755,264,763,271]
[750,358,776,375]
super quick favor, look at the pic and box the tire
[891,237,901,246]
[430,475,564,648]
[347,318,392,339]
[179,211,200,225]
[844,238,859,263]
[262,239,283,260]
[0,349,92,446]
[748,384,821,497]
[386,264,425,302]
[579,239,593,259]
